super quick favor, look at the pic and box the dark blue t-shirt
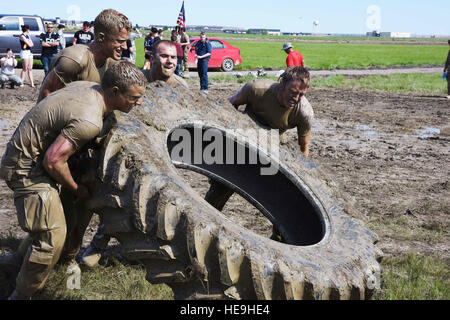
[195,39,212,62]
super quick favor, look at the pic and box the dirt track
[0,69,449,263]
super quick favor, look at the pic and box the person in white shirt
[128,26,142,64]
[0,48,23,89]
[57,24,66,53]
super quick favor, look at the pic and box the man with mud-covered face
[38,9,132,102]
[204,67,314,241]
[143,40,188,88]
[230,66,313,157]
[0,61,145,300]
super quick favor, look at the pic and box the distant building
[223,28,247,34]
[367,30,381,37]
[267,29,281,36]
[187,25,224,33]
[247,28,281,36]
[380,32,411,38]
[44,17,83,27]
[282,32,313,36]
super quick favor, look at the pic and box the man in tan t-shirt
[143,40,188,88]
[34,9,131,268]
[0,61,146,300]
[79,40,190,269]
[205,67,314,236]
[37,9,132,102]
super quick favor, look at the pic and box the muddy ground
[0,70,448,266]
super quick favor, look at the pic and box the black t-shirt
[121,39,132,58]
[74,30,95,45]
[40,32,60,55]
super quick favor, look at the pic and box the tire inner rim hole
[167,125,326,246]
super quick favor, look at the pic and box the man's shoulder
[65,80,100,89]
[242,79,277,101]
[250,78,277,91]
[48,81,101,100]
[172,74,189,88]
[56,45,91,63]
[296,96,314,119]
[57,82,104,115]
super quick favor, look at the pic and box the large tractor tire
[84,81,382,300]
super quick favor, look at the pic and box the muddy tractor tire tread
[85,83,382,300]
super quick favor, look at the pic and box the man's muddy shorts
[11,181,67,266]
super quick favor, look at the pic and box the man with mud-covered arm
[229,66,313,157]
[31,7,132,272]
[81,40,189,270]
[0,61,146,300]
[38,9,132,102]
[204,67,314,239]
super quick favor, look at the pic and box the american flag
[176,1,186,28]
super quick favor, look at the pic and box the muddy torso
[0,82,106,183]
[49,45,113,85]
[240,79,314,136]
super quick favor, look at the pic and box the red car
[188,37,242,72]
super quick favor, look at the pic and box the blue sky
[2,0,449,35]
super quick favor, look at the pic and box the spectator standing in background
[171,35,183,76]
[0,48,23,89]
[19,25,34,88]
[73,21,95,45]
[157,29,164,41]
[40,22,60,76]
[282,42,305,68]
[57,24,66,53]
[129,27,142,64]
[121,39,133,62]
[179,27,190,78]
[195,32,211,92]
[143,27,158,70]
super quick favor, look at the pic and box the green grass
[381,253,449,300]
[135,38,447,70]
[30,37,447,71]
[27,251,450,300]
[202,32,448,43]
[209,73,447,96]
[225,41,448,70]
[33,258,173,300]
[2,233,448,300]
[311,73,448,95]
